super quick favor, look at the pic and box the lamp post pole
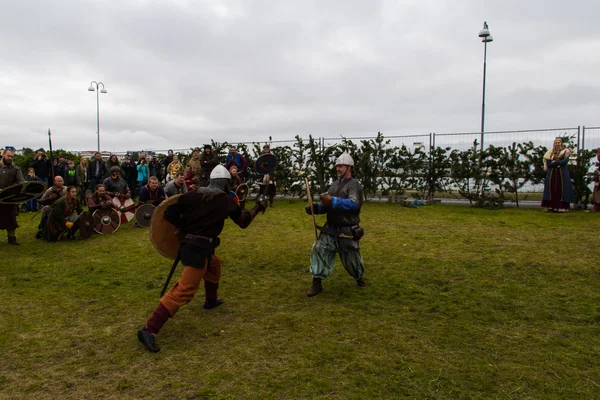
[478,22,493,152]
[88,81,107,152]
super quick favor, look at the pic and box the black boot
[204,281,224,309]
[307,278,322,297]
[137,327,160,353]
[8,236,20,246]
[356,277,366,287]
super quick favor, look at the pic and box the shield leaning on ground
[150,195,181,260]
[93,208,121,234]
[135,203,156,228]
[77,211,94,239]
[112,196,135,223]
[0,181,47,204]
[254,153,277,175]
[235,183,249,202]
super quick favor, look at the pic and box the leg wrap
[145,303,171,335]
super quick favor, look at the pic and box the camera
[41,154,47,159]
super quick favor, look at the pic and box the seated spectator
[139,176,166,206]
[164,172,188,197]
[24,168,41,212]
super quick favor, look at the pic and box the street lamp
[88,81,108,152]
[478,22,493,151]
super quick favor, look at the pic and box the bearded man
[103,166,131,198]
[0,149,25,245]
[36,175,67,239]
[87,184,115,213]
[137,165,268,352]
[305,153,366,297]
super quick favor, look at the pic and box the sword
[305,178,319,241]
[160,255,180,298]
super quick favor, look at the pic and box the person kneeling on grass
[137,165,268,353]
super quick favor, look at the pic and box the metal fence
[111,125,600,159]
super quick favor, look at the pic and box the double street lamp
[88,81,107,152]
[478,21,493,151]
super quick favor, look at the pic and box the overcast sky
[0,0,598,152]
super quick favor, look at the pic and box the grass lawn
[1,201,600,399]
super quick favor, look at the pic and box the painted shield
[254,153,277,175]
[150,195,181,260]
[0,181,48,204]
[93,208,121,234]
[77,211,94,239]
[235,183,249,202]
[229,191,239,205]
[112,196,135,223]
[135,203,156,228]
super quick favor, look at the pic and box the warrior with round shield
[103,166,131,198]
[304,153,366,297]
[0,148,25,245]
[137,165,268,352]
[87,184,115,213]
[43,186,83,241]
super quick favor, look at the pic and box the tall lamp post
[478,22,493,151]
[88,81,107,152]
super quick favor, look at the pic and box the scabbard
[160,255,180,298]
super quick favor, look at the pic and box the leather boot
[307,278,322,297]
[356,277,366,287]
[8,236,20,246]
[204,281,224,309]
[137,327,160,353]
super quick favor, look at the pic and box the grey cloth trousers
[309,233,365,280]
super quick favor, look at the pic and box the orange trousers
[160,255,221,316]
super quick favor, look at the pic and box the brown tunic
[0,160,25,230]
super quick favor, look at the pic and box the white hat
[210,165,231,179]
[335,153,354,167]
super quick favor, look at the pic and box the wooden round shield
[93,208,121,234]
[112,196,134,223]
[254,153,277,175]
[77,211,94,239]
[150,195,181,260]
[135,203,156,228]
[235,183,249,202]
[0,181,47,204]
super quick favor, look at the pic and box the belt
[183,234,213,243]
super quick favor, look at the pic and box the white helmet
[210,165,231,180]
[335,153,354,167]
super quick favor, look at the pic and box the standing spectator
[88,152,107,191]
[163,150,174,181]
[541,138,574,212]
[51,157,63,186]
[105,154,122,179]
[76,158,89,205]
[149,155,164,183]
[63,160,78,187]
[186,148,202,180]
[137,156,149,189]
[122,154,138,198]
[259,144,276,207]
[24,168,41,212]
[225,146,248,179]
[199,144,218,186]
[30,149,51,184]
[166,156,183,182]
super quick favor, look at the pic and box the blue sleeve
[555,158,569,165]
[314,202,328,214]
[331,197,359,212]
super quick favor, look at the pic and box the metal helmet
[335,153,354,167]
[210,165,231,180]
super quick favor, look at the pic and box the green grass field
[1,201,600,399]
